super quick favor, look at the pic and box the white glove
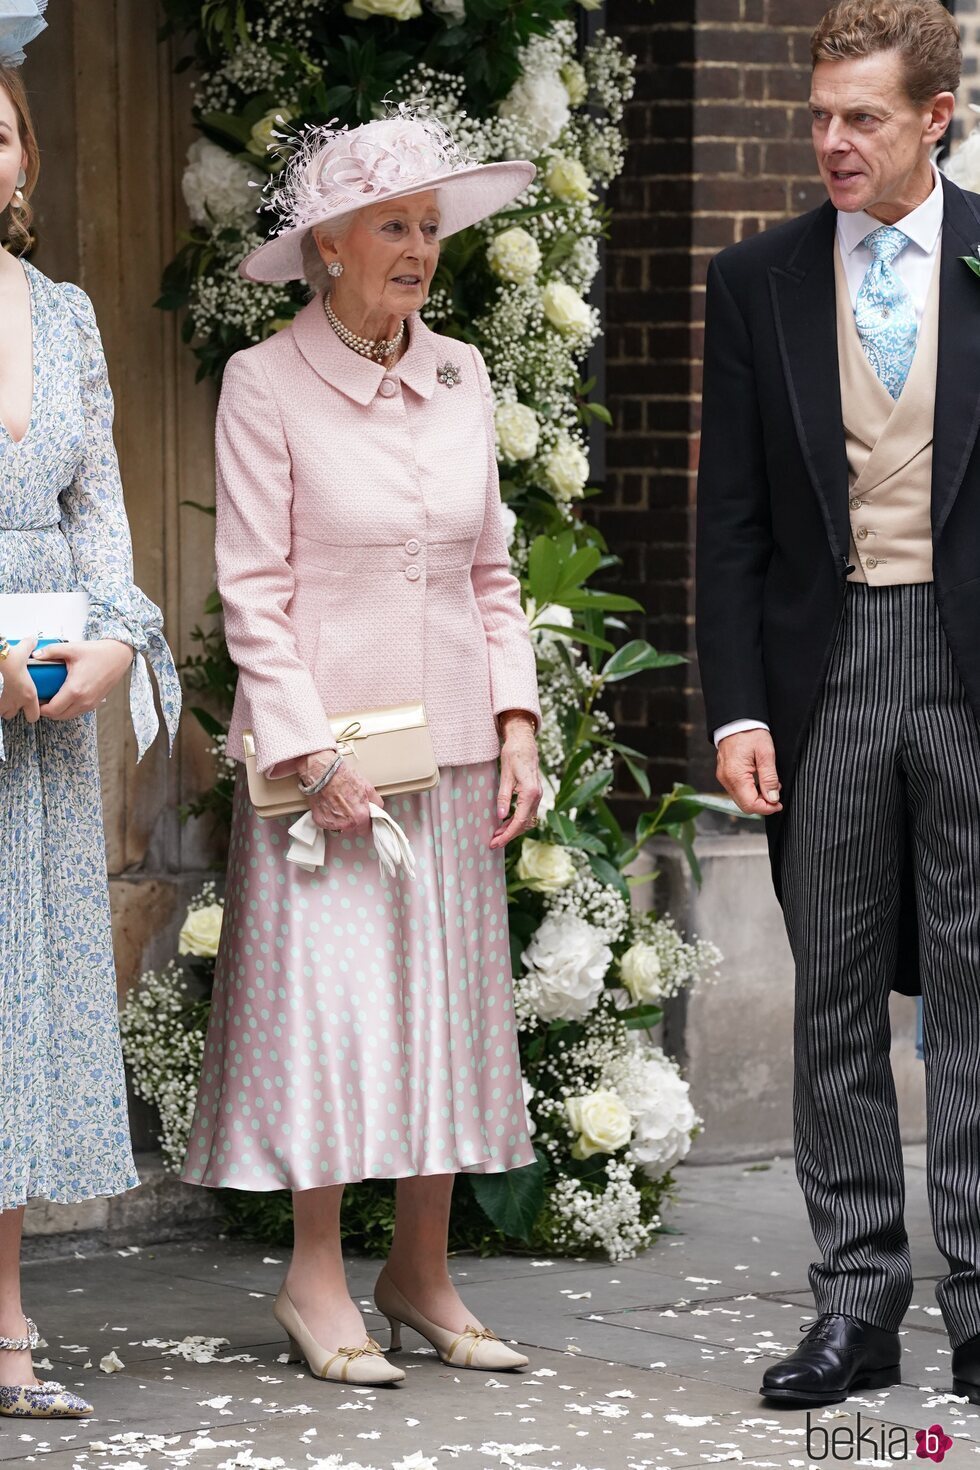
[286,804,416,880]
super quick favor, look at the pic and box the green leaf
[535,623,614,652]
[526,535,561,604]
[621,1001,664,1030]
[961,255,980,278]
[190,705,226,738]
[601,640,687,682]
[562,591,644,613]
[588,854,630,902]
[468,1153,547,1241]
[181,499,217,517]
[561,768,615,812]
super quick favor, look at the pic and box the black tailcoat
[695,176,980,997]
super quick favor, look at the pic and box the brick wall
[602,0,968,821]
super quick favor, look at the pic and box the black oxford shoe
[760,1312,901,1405]
[951,1332,980,1403]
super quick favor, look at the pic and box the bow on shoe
[325,1338,385,1381]
[447,1323,501,1366]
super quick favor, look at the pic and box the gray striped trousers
[781,580,980,1348]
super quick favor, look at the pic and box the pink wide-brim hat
[239,110,536,284]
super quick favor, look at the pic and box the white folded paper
[0,590,90,641]
[286,804,417,879]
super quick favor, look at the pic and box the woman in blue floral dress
[0,49,180,1420]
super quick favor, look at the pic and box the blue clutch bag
[1,637,69,702]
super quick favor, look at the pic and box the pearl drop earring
[327,261,344,278]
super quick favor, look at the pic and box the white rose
[181,139,262,230]
[565,1090,633,1159]
[521,912,613,1023]
[577,0,602,11]
[620,941,665,1004]
[247,108,292,158]
[943,128,980,192]
[500,502,518,547]
[606,1043,699,1180]
[526,597,574,642]
[487,226,542,284]
[560,60,589,106]
[522,1074,537,1137]
[495,400,540,460]
[428,0,466,21]
[543,434,589,502]
[544,154,593,204]
[542,279,592,336]
[178,902,224,959]
[345,0,422,17]
[499,72,571,155]
[516,837,576,893]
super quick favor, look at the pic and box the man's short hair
[811,0,961,106]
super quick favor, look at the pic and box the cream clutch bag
[242,701,439,819]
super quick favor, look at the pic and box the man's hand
[716,729,783,817]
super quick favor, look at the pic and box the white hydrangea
[181,138,262,229]
[488,226,542,284]
[495,400,540,460]
[518,912,612,1022]
[543,433,590,501]
[499,71,571,156]
[500,502,518,546]
[604,1041,700,1181]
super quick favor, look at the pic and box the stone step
[23,1152,221,1260]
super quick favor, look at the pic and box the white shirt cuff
[713,719,771,749]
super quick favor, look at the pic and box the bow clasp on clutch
[335,720,364,758]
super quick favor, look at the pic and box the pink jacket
[216,295,542,775]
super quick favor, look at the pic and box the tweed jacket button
[405,564,421,581]
[405,538,420,554]
[378,379,397,398]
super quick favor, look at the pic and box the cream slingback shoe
[0,1316,93,1418]
[273,1288,405,1386]
[373,1268,529,1372]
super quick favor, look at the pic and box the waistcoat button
[378,379,397,398]
[405,565,421,581]
[866,557,878,569]
[856,527,869,540]
[405,538,420,555]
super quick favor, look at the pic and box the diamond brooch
[437,360,462,388]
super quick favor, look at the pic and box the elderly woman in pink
[182,110,543,1387]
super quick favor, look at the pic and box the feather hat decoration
[239,99,535,284]
[0,0,48,67]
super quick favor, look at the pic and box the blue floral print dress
[0,260,181,1211]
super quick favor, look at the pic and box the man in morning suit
[696,0,980,1407]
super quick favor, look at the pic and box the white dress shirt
[712,167,945,750]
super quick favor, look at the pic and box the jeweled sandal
[0,1317,93,1418]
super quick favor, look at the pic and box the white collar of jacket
[292,295,439,406]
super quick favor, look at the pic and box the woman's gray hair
[301,212,357,295]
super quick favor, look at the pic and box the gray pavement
[5,1146,979,1470]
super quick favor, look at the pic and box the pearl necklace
[323,294,405,363]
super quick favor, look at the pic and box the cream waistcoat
[835,240,939,585]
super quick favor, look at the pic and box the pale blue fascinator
[0,0,47,68]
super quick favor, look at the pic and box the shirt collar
[836,163,944,258]
[291,295,437,406]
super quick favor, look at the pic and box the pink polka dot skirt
[181,762,535,1191]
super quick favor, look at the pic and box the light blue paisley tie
[854,224,918,400]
